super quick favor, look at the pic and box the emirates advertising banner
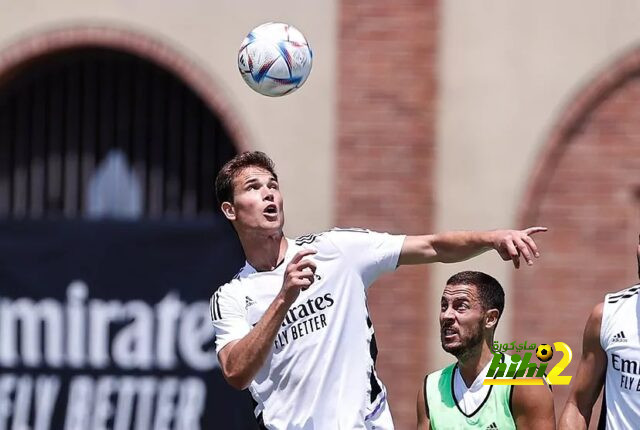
[0,220,258,430]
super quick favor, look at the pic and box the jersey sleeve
[210,285,251,354]
[326,228,406,287]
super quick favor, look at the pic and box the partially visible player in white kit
[210,151,546,429]
[559,237,640,429]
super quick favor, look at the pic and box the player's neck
[241,231,288,271]
[457,342,494,388]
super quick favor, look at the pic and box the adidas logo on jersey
[612,331,628,343]
[245,296,256,309]
[486,423,498,430]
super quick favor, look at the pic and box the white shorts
[365,396,394,430]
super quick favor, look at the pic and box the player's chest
[606,325,640,379]
[242,261,360,326]
[605,312,640,353]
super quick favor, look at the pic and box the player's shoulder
[511,380,553,410]
[214,278,241,299]
[293,228,371,245]
[210,276,250,322]
[426,361,455,380]
[291,230,342,258]
[590,301,604,322]
[295,227,383,251]
[225,260,259,282]
[294,231,328,246]
[604,283,640,305]
[215,267,254,296]
[599,284,639,343]
[314,227,381,243]
[328,227,375,235]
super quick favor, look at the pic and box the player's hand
[280,249,317,304]
[492,227,547,268]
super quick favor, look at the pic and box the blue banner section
[0,219,258,430]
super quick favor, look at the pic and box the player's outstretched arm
[558,303,607,430]
[416,382,430,430]
[398,227,547,268]
[512,384,555,429]
[218,250,317,390]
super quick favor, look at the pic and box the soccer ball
[536,344,554,362]
[237,22,313,97]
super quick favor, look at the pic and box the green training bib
[424,363,515,430]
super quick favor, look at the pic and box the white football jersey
[210,229,405,429]
[599,284,640,429]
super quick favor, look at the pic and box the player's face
[228,166,284,232]
[440,284,486,357]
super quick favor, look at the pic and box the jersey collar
[243,237,296,274]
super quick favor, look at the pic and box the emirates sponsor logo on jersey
[274,293,335,350]
[611,353,640,392]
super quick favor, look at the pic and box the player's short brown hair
[215,151,278,205]
[446,271,505,322]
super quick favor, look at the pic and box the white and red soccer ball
[238,22,313,97]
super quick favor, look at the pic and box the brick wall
[337,1,437,427]
[515,48,640,427]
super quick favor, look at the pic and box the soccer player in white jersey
[559,238,640,429]
[210,151,546,429]
[417,271,555,430]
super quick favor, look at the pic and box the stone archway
[0,26,249,218]
[0,26,248,151]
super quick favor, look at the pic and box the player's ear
[485,309,499,330]
[221,201,236,221]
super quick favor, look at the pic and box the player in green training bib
[417,271,555,429]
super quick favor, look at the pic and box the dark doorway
[0,48,237,219]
